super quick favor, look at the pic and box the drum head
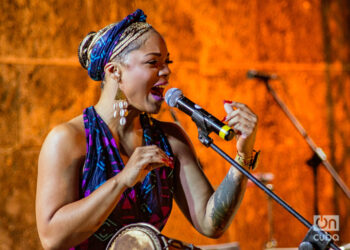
[107,223,162,250]
[106,222,201,250]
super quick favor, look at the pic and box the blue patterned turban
[80,9,151,81]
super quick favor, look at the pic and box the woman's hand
[118,145,174,188]
[223,101,258,157]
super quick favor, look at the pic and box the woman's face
[119,31,172,114]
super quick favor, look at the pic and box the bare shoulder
[39,115,86,168]
[36,115,87,226]
[158,121,189,142]
[54,115,84,140]
[157,121,195,157]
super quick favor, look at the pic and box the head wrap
[80,9,152,81]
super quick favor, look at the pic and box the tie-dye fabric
[72,106,174,250]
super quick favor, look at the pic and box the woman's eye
[147,60,158,65]
[146,59,173,66]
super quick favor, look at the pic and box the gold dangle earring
[113,72,129,126]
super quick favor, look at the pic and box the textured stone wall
[0,0,349,249]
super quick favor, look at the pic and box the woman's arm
[36,123,128,249]
[36,122,172,249]
[166,101,257,238]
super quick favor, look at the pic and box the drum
[106,223,201,250]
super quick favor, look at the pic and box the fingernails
[221,116,227,122]
[162,157,174,168]
[167,160,174,168]
[168,156,174,168]
[223,100,233,104]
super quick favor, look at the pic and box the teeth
[154,85,165,89]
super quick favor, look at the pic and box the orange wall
[0,0,349,249]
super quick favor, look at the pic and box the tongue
[150,87,163,96]
[150,87,164,101]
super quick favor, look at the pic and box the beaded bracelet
[234,150,260,170]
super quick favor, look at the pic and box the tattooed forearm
[209,167,247,233]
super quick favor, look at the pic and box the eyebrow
[144,52,170,57]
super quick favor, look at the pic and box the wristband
[235,150,260,170]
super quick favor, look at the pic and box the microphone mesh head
[165,88,183,107]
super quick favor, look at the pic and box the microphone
[165,88,234,141]
[247,69,278,80]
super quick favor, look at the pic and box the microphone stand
[254,76,350,203]
[192,117,340,249]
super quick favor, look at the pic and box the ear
[104,62,121,82]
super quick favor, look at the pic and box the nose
[158,63,171,78]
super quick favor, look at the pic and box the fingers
[144,162,168,172]
[231,122,255,138]
[223,101,258,137]
[137,145,174,169]
[224,101,255,118]
[225,108,256,123]
[121,145,174,188]
[224,102,235,114]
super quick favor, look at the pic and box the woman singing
[36,9,258,249]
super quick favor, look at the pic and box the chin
[134,103,162,115]
[148,103,162,114]
[142,96,163,114]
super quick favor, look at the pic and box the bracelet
[235,150,260,170]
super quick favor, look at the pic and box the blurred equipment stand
[249,173,278,249]
[247,70,350,211]
[265,183,277,249]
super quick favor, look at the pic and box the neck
[94,96,142,138]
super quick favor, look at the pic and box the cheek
[134,68,154,83]
[126,67,156,89]
[122,68,156,99]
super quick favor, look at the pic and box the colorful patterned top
[71,106,174,250]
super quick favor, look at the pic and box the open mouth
[150,85,166,101]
